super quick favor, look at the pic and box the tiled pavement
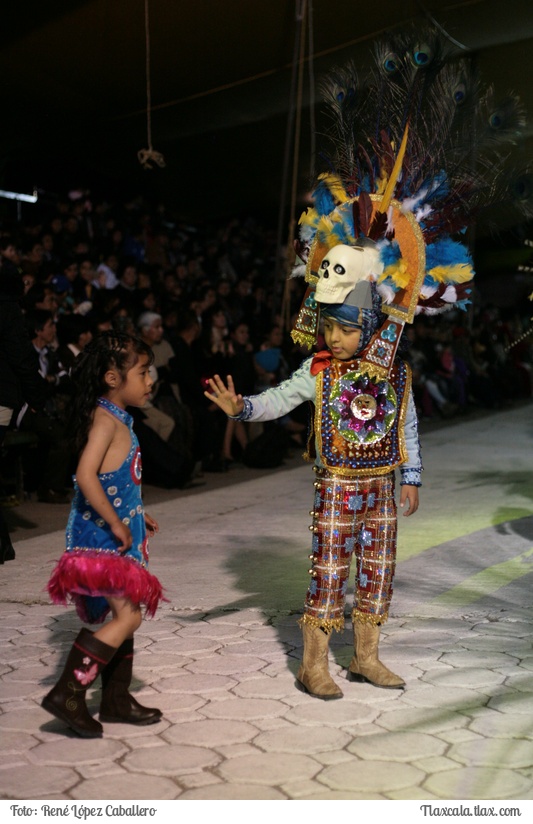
[1,403,533,802]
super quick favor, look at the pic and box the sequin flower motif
[330,372,397,444]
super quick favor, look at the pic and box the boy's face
[323,316,362,360]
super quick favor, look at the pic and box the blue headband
[320,283,384,351]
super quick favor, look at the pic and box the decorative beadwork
[302,469,397,631]
[60,396,155,623]
[316,359,411,475]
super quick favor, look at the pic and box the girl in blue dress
[42,332,164,737]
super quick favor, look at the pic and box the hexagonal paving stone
[488,691,533,714]
[458,636,532,655]
[156,673,237,694]
[218,751,319,785]
[377,706,468,734]
[0,707,57,732]
[472,621,533,637]
[2,664,56,683]
[0,646,48,665]
[0,680,44,701]
[424,766,533,799]
[441,650,518,668]
[29,737,128,766]
[70,774,180,800]
[201,697,288,721]
[0,765,78,797]
[147,636,221,655]
[180,785,287,799]
[320,758,425,793]
[421,667,505,690]
[505,673,533,694]
[135,692,206,714]
[186,654,267,675]
[163,718,257,747]
[123,743,220,775]
[0,730,41,753]
[234,675,294,700]
[219,641,285,658]
[132,653,192,670]
[348,731,446,762]
[401,685,483,711]
[383,630,459,650]
[470,709,533,739]
[449,738,533,769]
[182,623,248,639]
[255,724,350,754]
[285,698,380,727]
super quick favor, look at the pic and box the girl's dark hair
[67,331,153,456]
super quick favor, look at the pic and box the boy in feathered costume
[208,26,529,698]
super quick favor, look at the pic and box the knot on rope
[137,148,166,170]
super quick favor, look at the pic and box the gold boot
[296,623,343,700]
[347,622,405,689]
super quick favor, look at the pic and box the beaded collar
[97,397,133,428]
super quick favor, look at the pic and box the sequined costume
[235,353,421,630]
[47,397,164,624]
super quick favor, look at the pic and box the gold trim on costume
[314,361,411,477]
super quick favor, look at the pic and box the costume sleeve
[400,388,423,486]
[232,357,316,422]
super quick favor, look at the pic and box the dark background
[1,0,533,288]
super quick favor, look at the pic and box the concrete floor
[1,403,533,803]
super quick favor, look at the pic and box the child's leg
[92,596,142,648]
[97,597,162,725]
[41,627,116,738]
[348,473,404,689]
[297,470,362,699]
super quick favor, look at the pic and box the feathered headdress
[291,26,530,376]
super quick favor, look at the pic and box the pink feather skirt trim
[47,550,166,624]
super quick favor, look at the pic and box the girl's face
[323,317,362,360]
[108,354,153,409]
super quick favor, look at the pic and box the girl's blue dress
[47,398,164,623]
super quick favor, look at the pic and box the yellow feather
[318,172,350,203]
[378,124,410,213]
[428,263,474,284]
[380,259,411,289]
[299,207,319,227]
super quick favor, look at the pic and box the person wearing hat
[205,240,421,700]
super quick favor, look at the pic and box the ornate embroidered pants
[302,469,397,631]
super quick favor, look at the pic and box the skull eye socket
[333,264,346,275]
[320,259,329,269]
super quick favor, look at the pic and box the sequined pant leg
[302,470,363,632]
[352,473,397,625]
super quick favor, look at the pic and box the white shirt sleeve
[233,357,316,422]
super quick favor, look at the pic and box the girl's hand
[204,375,245,417]
[145,513,159,536]
[111,520,133,552]
[400,485,419,517]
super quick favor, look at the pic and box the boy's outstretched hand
[400,484,419,517]
[204,375,245,417]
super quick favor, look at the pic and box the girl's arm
[75,413,132,551]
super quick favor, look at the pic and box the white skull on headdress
[314,243,383,307]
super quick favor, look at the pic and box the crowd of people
[1,188,533,506]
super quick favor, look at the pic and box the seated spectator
[18,311,72,503]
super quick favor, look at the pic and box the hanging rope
[138,0,165,170]
[277,0,309,332]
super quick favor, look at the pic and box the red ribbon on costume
[310,350,332,375]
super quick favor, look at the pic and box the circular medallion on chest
[330,371,397,444]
